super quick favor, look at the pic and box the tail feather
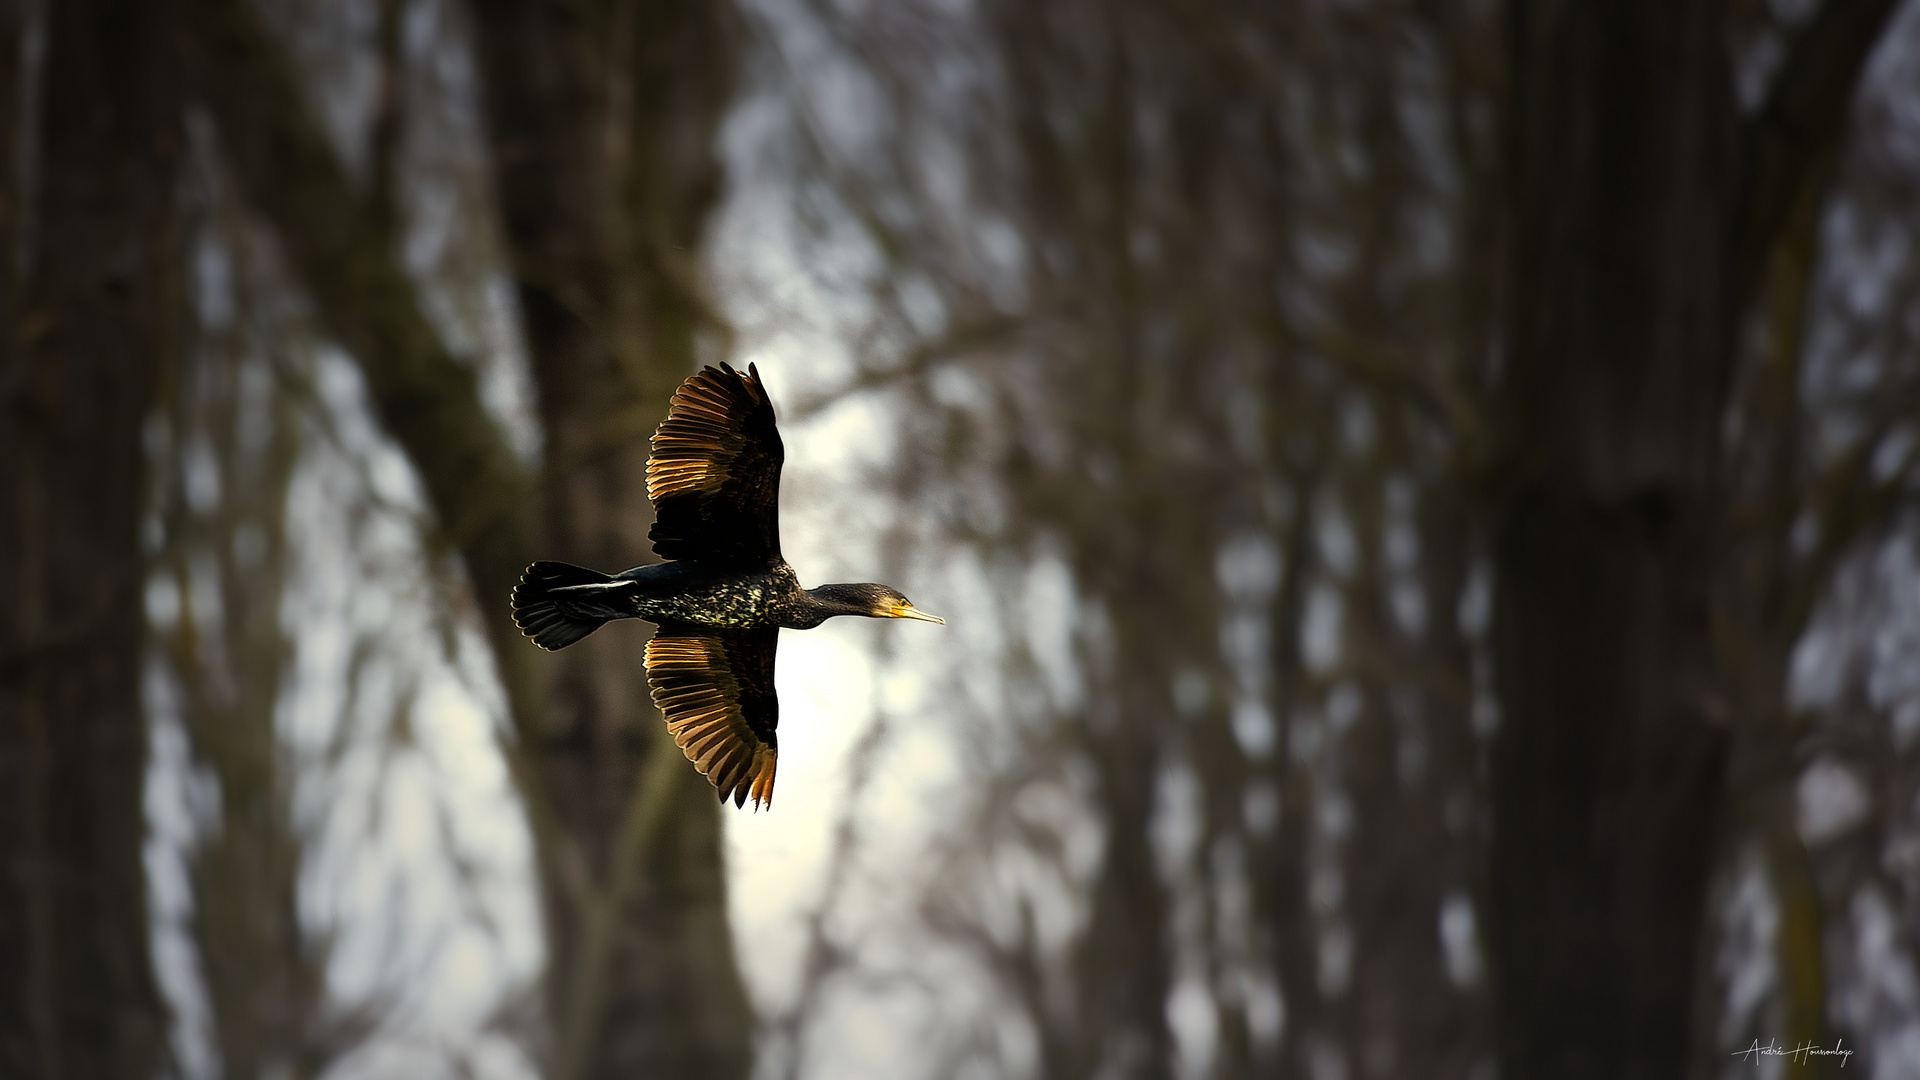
[513,562,619,650]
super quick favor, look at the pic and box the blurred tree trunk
[1491,5,1737,1075]
[184,1,751,1076]
[0,0,178,1076]
[1489,1,1893,1075]
[465,4,750,1077]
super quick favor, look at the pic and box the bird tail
[512,562,618,650]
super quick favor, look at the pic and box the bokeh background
[5,1,1920,1078]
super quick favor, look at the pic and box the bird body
[522,560,929,636]
[624,561,797,629]
[510,363,940,810]
[526,560,802,636]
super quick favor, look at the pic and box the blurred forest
[4,0,1920,1079]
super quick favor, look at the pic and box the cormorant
[510,362,942,811]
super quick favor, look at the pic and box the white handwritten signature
[1732,1039,1852,1067]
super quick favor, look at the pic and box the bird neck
[791,583,880,628]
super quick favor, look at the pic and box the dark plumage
[510,363,942,810]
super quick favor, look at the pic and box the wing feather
[644,624,780,811]
[646,363,784,566]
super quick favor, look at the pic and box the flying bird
[510,363,942,811]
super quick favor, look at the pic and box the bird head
[807,582,945,624]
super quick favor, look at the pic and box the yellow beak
[891,603,945,624]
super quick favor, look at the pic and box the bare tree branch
[181,0,542,710]
[1735,0,1901,303]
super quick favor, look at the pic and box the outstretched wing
[644,624,780,810]
[646,362,784,567]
